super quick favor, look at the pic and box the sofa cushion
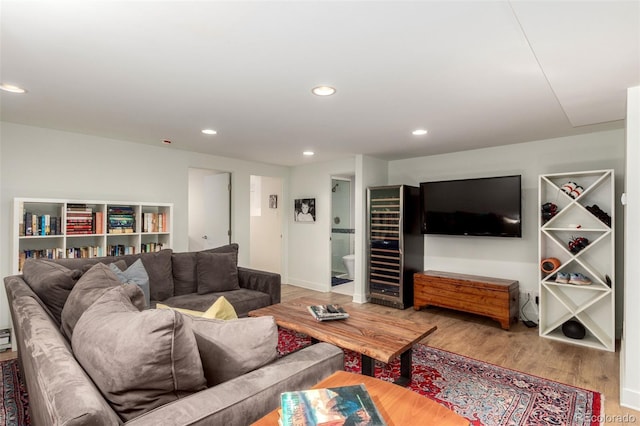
[182,314,278,386]
[172,244,239,296]
[171,252,198,296]
[72,285,207,421]
[196,252,240,294]
[22,259,82,325]
[137,249,174,301]
[109,259,150,308]
[60,263,145,339]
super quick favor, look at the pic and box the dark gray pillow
[138,249,173,302]
[181,314,277,386]
[22,259,82,325]
[109,259,150,308]
[196,252,240,294]
[171,252,197,296]
[172,244,239,296]
[60,263,145,339]
[72,286,206,421]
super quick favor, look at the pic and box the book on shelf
[307,304,349,321]
[280,383,387,426]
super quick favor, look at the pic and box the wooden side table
[251,371,469,426]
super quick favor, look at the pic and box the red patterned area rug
[278,328,603,426]
[0,359,30,426]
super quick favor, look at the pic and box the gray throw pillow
[181,314,277,386]
[72,286,207,421]
[196,251,240,294]
[22,259,82,325]
[109,259,151,308]
[60,263,145,339]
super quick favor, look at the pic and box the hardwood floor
[285,285,640,423]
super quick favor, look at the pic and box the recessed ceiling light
[201,129,217,135]
[0,83,27,94]
[303,151,315,156]
[312,86,336,96]
[412,129,428,136]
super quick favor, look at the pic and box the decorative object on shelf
[568,273,592,285]
[540,257,561,274]
[585,204,611,227]
[562,320,586,340]
[560,181,584,199]
[268,195,277,209]
[541,202,558,222]
[294,198,315,222]
[568,236,589,254]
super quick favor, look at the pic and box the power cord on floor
[521,293,538,328]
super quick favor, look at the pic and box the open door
[189,168,231,251]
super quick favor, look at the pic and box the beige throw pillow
[72,285,207,421]
[156,296,238,320]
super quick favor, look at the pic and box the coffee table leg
[394,348,412,387]
[361,355,375,377]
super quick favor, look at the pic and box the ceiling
[1,1,638,167]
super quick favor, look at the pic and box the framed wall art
[294,198,316,222]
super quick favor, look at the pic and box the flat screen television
[420,175,522,237]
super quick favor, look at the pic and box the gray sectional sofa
[4,244,344,425]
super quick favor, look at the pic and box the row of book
[142,212,167,233]
[66,204,95,235]
[108,205,135,234]
[21,213,63,236]
[21,210,167,236]
[140,242,165,253]
[17,243,164,270]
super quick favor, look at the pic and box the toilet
[342,254,355,279]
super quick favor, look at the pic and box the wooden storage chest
[414,270,519,330]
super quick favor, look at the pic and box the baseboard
[620,387,640,412]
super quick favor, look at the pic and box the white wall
[388,129,626,325]
[621,86,640,410]
[353,155,389,303]
[287,157,356,291]
[250,175,283,274]
[0,122,288,328]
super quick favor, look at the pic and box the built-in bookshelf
[13,198,173,274]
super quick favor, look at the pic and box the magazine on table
[280,383,387,426]
[307,304,349,321]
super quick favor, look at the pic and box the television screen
[420,175,522,237]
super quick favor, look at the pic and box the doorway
[249,175,283,274]
[331,176,355,295]
[188,168,231,251]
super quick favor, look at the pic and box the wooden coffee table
[248,297,437,386]
[251,370,469,426]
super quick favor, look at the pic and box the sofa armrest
[125,342,343,426]
[237,267,281,304]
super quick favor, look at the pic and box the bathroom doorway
[330,176,355,295]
